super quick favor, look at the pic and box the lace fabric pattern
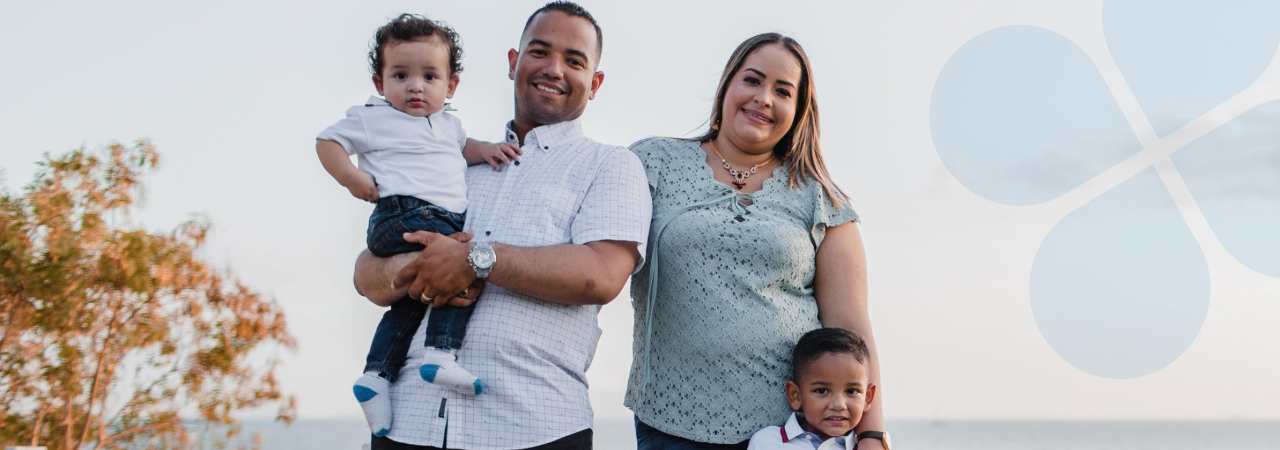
[624,137,860,444]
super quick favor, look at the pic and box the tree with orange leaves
[0,141,294,450]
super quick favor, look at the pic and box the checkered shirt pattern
[385,118,652,449]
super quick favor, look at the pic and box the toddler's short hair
[368,13,464,77]
[791,328,870,382]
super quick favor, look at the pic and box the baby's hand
[479,142,522,170]
[345,170,379,203]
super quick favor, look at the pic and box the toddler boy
[748,328,881,450]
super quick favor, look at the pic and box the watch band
[855,431,891,450]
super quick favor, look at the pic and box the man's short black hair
[521,1,603,58]
[369,13,464,77]
[791,328,871,382]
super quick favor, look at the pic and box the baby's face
[786,352,873,441]
[374,36,457,117]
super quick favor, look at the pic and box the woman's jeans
[635,417,748,450]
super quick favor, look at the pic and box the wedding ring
[420,292,433,303]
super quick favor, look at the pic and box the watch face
[473,250,495,268]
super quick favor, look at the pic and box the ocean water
[226,418,1280,449]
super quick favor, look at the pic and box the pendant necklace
[708,140,774,190]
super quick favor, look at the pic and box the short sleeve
[448,113,468,151]
[570,146,653,270]
[628,137,668,194]
[810,182,859,249]
[316,106,369,155]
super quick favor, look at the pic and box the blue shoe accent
[419,364,440,382]
[353,385,379,402]
[473,379,486,395]
[374,428,390,437]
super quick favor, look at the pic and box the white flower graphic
[930,1,1280,378]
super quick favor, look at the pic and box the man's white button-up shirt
[385,118,652,449]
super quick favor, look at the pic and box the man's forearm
[354,250,416,306]
[485,240,638,306]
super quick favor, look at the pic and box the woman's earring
[711,121,720,131]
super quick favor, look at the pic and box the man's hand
[478,142,522,170]
[394,231,477,306]
[431,279,486,308]
[344,170,379,203]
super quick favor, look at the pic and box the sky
[2,0,1278,422]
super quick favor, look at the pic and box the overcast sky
[2,0,1278,421]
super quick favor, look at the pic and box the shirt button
[514,160,520,166]
[485,231,491,236]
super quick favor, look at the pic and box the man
[353,2,651,449]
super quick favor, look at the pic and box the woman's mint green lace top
[624,137,860,444]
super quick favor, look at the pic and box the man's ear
[373,74,385,96]
[588,71,604,100]
[785,380,803,411]
[508,49,519,81]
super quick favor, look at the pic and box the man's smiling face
[508,10,603,130]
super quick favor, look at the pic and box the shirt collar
[783,413,858,450]
[503,117,585,152]
[363,96,450,120]
[782,413,808,442]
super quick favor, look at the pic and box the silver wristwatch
[468,241,496,279]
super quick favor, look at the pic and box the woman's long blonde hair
[693,33,848,207]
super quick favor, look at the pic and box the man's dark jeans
[370,429,593,450]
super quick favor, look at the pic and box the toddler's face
[785,352,875,441]
[374,36,458,117]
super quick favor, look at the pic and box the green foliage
[0,141,295,450]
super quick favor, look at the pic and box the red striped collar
[782,413,808,442]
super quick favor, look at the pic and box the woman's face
[719,44,804,154]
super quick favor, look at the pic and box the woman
[626,33,887,450]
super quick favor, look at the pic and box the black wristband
[855,431,891,450]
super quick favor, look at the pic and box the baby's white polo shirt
[747,413,858,450]
[317,96,469,213]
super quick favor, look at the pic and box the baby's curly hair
[368,14,463,77]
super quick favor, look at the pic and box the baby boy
[316,13,520,437]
